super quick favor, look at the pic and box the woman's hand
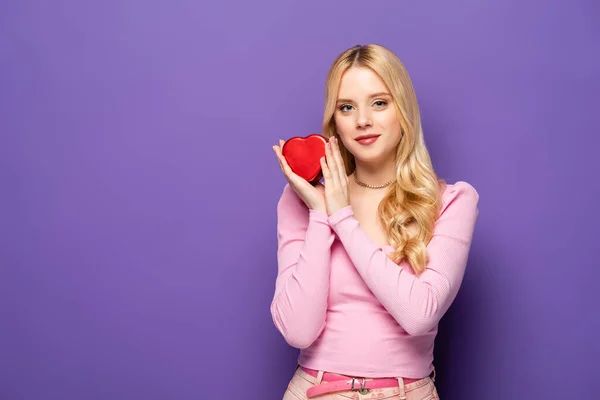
[273,139,327,214]
[321,136,350,216]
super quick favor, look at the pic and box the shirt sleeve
[270,184,336,349]
[327,181,480,336]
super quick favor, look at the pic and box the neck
[353,158,397,188]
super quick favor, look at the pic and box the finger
[275,147,304,193]
[273,146,287,175]
[273,145,290,175]
[320,156,332,186]
[277,147,298,180]
[325,141,340,188]
[331,137,348,185]
[277,140,293,173]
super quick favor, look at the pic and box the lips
[355,134,380,145]
[355,134,380,141]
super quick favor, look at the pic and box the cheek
[376,109,397,127]
[334,115,354,138]
[378,110,402,136]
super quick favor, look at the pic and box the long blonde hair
[322,44,446,275]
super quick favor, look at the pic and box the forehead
[337,67,388,97]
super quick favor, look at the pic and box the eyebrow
[336,92,392,104]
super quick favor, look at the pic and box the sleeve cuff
[309,209,330,224]
[327,205,355,226]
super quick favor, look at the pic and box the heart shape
[282,134,328,183]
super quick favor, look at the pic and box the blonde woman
[271,44,479,400]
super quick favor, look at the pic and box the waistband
[299,366,435,398]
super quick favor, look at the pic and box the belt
[301,366,432,398]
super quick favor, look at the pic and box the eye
[339,104,353,112]
[374,100,387,107]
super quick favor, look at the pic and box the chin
[352,150,386,164]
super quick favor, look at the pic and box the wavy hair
[322,44,446,275]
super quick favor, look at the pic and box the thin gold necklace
[353,172,395,189]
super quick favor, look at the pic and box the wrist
[327,205,354,224]
[309,205,327,215]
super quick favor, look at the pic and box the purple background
[1,1,599,399]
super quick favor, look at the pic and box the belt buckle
[351,378,369,395]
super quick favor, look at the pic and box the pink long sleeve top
[270,181,480,378]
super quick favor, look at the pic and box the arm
[270,184,335,349]
[328,181,480,336]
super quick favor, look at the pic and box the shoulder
[435,181,480,239]
[439,180,479,214]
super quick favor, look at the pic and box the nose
[356,110,373,129]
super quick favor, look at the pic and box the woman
[271,44,479,400]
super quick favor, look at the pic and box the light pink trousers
[282,366,440,400]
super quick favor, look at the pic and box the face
[334,66,402,164]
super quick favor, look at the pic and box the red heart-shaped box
[282,134,328,183]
